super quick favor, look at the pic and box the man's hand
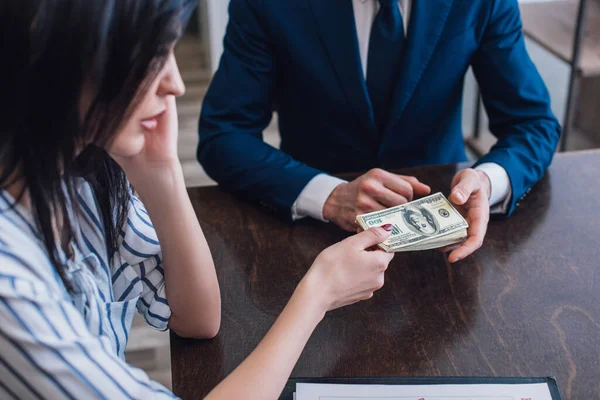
[447,168,492,263]
[323,168,431,232]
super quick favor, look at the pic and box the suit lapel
[309,0,377,136]
[386,0,454,133]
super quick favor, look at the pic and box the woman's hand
[107,94,221,339]
[204,225,395,400]
[302,225,395,314]
[108,95,180,190]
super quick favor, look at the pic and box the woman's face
[107,48,185,158]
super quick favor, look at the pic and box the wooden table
[171,151,600,399]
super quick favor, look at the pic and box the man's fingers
[356,195,388,215]
[447,170,490,262]
[371,186,409,208]
[448,209,488,262]
[347,226,393,251]
[400,175,432,196]
[448,235,482,263]
[362,170,431,206]
[438,243,462,254]
[381,173,431,201]
[379,172,416,201]
[451,170,480,205]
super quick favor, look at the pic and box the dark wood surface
[171,151,600,400]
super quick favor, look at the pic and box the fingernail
[453,191,464,202]
[381,224,394,232]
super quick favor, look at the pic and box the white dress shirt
[291,0,512,221]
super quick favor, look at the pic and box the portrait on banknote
[402,207,438,236]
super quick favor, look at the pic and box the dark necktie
[366,0,405,132]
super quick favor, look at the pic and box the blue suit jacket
[198,0,560,221]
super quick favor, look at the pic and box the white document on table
[295,382,553,400]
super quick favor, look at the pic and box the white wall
[205,0,230,73]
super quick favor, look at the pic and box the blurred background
[127,0,600,389]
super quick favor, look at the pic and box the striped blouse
[0,180,179,399]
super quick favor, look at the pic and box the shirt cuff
[475,163,512,214]
[291,174,347,222]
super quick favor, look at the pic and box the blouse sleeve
[0,254,179,399]
[113,194,171,331]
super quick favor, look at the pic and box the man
[198,0,560,263]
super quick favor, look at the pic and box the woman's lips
[140,119,159,131]
[140,110,165,131]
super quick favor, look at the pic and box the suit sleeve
[197,0,322,221]
[471,0,561,215]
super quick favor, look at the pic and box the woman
[0,1,395,399]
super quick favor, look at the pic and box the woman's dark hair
[0,0,195,290]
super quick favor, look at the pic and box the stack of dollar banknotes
[356,193,469,252]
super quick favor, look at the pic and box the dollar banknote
[355,193,468,252]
